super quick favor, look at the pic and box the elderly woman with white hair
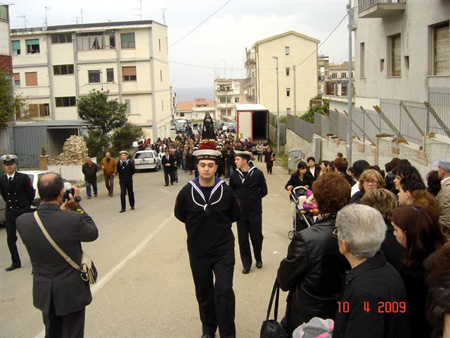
[333,204,411,338]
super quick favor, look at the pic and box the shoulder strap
[33,212,80,270]
[266,278,281,321]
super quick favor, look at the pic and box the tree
[298,94,329,124]
[77,89,127,134]
[0,68,14,128]
[110,123,143,155]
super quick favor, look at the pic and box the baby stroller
[288,186,314,240]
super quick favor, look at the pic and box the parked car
[223,122,236,133]
[133,150,161,171]
[18,170,50,210]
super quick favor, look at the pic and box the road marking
[35,214,175,338]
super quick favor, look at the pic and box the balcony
[358,0,406,19]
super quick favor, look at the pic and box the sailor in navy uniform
[0,154,35,271]
[174,146,241,338]
[229,151,268,274]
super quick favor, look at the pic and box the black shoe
[242,268,250,274]
[5,264,21,271]
[171,182,173,185]
[120,209,126,213]
[131,207,135,210]
[256,261,263,269]
[164,184,169,186]
[201,335,215,338]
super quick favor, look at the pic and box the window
[26,39,40,54]
[286,88,290,97]
[431,21,449,75]
[341,72,347,79]
[51,33,72,44]
[55,97,76,107]
[158,38,161,52]
[121,33,135,49]
[53,64,74,75]
[360,43,365,78]
[122,66,137,81]
[88,70,101,83]
[106,68,114,82]
[13,73,20,86]
[12,40,20,56]
[76,32,115,51]
[286,67,290,76]
[285,46,290,55]
[124,99,131,114]
[235,97,239,103]
[0,5,9,21]
[28,103,49,117]
[220,97,226,103]
[25,72,38,86]
[388,34,401,77]
[331,73,337,79]
[160,69,163,82]
[287,108,291,114]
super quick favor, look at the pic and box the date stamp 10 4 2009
[337,301,407,314]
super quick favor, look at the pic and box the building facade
[244,31,320,115]
[317,55,330,95]
[354,0,449,107]
[176,98,215,121]
[10,20,172,139]
[214,78,248,122]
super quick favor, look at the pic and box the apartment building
[354,0,449,107]
[0,5,11,73]
[214,78,248,122]
[317,55,330,94]
[325,60,355,97]
[244,30,320,115]
[10,20,172,139]
[176,98,214,121]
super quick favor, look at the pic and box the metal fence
[288,86,450,148]
[358,0,405,13]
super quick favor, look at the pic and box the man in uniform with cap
[436,158,450,234]
[174,142,241,338]
[117,151,135,213]
[229,150,268,274]
[0,154,35,271]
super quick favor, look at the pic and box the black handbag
[260,279,289,338]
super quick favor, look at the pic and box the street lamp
[272,56,280,154]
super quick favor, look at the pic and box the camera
[62,182,75,203]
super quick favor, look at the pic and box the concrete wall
[286,130,450,180]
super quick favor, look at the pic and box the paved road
[0,161,293,338]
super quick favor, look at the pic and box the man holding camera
[0,154,35,271]
[16,173,98,338]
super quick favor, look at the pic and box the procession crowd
[1,114,450,338]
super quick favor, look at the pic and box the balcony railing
[359,0,406,18]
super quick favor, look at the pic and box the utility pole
[273,56,280,154]
[162,8,167,24]
[44,7,50,28]
[346,0,354,164]
[293,64,296,115]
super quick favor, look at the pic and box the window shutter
[392,35,401,76]
[122,66,136,76]
[26,39,39,46]
[25,72,38,86]
[12,40,20,50]
[435,24,449,75]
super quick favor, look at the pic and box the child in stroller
[288,186,318,239]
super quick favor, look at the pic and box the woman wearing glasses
[349,169,385,204]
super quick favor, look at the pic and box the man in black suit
[16,173,98,338]
[305,156,321,183]
[162,148,175,186]
[0,154,35,271]
[117,150,135,213]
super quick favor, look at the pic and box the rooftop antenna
[80,8,83,24]
[44,6,50,27]
[162,8,167,24]
[16,15,27,28]
[133,0,142,20]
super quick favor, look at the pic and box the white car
[19,170,50,209]
[133,150,161,171]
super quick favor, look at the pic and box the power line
[294,12,348,68]
[169,0,232,49]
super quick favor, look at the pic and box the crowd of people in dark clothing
[279,153,450,338]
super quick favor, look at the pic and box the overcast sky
[8,0,351,98]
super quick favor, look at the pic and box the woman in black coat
[277,172,351,335]
[285,161,312,191]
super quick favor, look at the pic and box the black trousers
[5,210,23,266]
[119,179,135,210]
[189,250,236,338]
[237,215,263,269]
[164,169,174,185]
[43,303,86,338]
